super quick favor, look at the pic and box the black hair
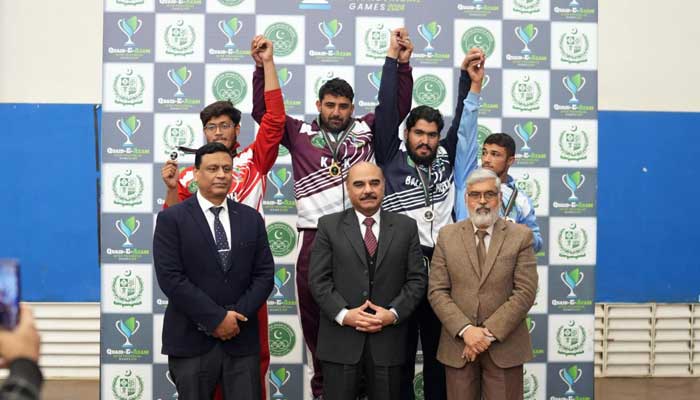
[318,78,354,102]
[484,133,516,158]
[405,105,444,134]
[199,100,242,127]
[194,142,231,168]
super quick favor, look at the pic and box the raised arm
[372,28,404,164]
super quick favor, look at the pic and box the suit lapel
[460,220,481,278]
[184,196,224,273]
[342,210,369,269]
[226,199,241,273]
[375,210,394,270]
[479,218,507,286]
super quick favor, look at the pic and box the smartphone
[0,260,20,329]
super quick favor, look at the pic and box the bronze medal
[329,162,341,177]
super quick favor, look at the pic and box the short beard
[470,206,499,228]
[320,115,351,134]
[407,144,437,166]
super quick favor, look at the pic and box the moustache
[360,194,377,200]
[476,206,491,214]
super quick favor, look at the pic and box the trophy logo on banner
[299,0,331,10]
[277,68,293,90]
[514,121,538,153]
[417,21,442,56]
[269,367,291,398]
[116,217,141,248]
[561,267,584,298]
[523,368,539,400]
[560,28,589,64]
[569,0,580,6]
[212,71,247,104]
[365,24,391,59]
[513,0,542,14]
[515,24,538,55]
[526,316,536,334]
[112,169,145,207]
[167,66,192,98]
[272,267,292,298]
[116,116,141,147]
[218,17,243,49]
[113,69,145,106]
[165,20,196,56]
[115,316,141,348]
[319,19,343,51]
[562,171,585,202]
[413,74,447,108]
[268,168,292,200]
[559,365,583,395]
[559,125,589,161]
[558,223,588,260]
[556,320,586,356]
[461,26,496,59]
[112,270,145,307]
[118,16,142,47]
[563,73,586,105]
[265,22,298,57]
[367,70,382,100]
[511,75,542,112]
[111,369,144,400]
[165,371,179,399]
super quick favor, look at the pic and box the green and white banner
[101,1,598,399]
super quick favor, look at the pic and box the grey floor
[36,377,700,400]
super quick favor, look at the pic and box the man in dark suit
[153,142,274,399]
[309,161,427,400]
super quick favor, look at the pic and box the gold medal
[329,162,341,177]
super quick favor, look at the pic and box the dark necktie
[210,206,230,272]
[363,217,377,257]
[476,229,488,274]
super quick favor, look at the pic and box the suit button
[364,270,368,275]
[362,291,368,296]
[224,279,229,283]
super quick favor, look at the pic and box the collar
[197,191,229,215]
[355,208,381,227]
[471,220,495,237]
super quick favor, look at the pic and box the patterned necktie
[476,229,488,273]
[363,217,377,257]
[210,206,231,272]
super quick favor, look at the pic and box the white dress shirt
[196,191,231,250]
[335,209,398,326]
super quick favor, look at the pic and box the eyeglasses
[204,122,235,134]
[467,191,498,201]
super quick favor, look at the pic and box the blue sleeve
[454,92,481,222]
[441,70,472,166]
[517,197,543,254]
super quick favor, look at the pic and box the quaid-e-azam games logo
[111,269,145,307]
[461,26,496,59]
[266,222,297,258]
[559,28,589,64]
[212,71,247,104]
[108,217,150,261]
[556,320,587,356]
[111,369,144,400]
[265,22,298,58]
[108,116,151,159]
[511,75,542,112]
[558,124,590,161]
[112,169,145,206]
[268,322,296,357]
[264,168,296,214]
[559,365,584,397]
[269,367,291,398]
[113,69,145,106]
[164,19,196,56]
[558,223,588,259]
[117,16,141,48]
[414,21,448,61]
[364,23,392,59]
[514,173,541,208]
[163,120,196,156]
[106,316,151,361]
[413,75,447,108]
[311,19,351,59]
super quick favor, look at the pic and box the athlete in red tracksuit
[161,36,284,400]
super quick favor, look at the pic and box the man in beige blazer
[428,168,537,400]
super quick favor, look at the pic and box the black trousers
[167,343,260,400]
[322,341,402,400]
[401,246,447,400]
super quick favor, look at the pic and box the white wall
[1,1,699,111]
[0,0,103,104]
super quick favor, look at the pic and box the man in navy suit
[153,142,274,399]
